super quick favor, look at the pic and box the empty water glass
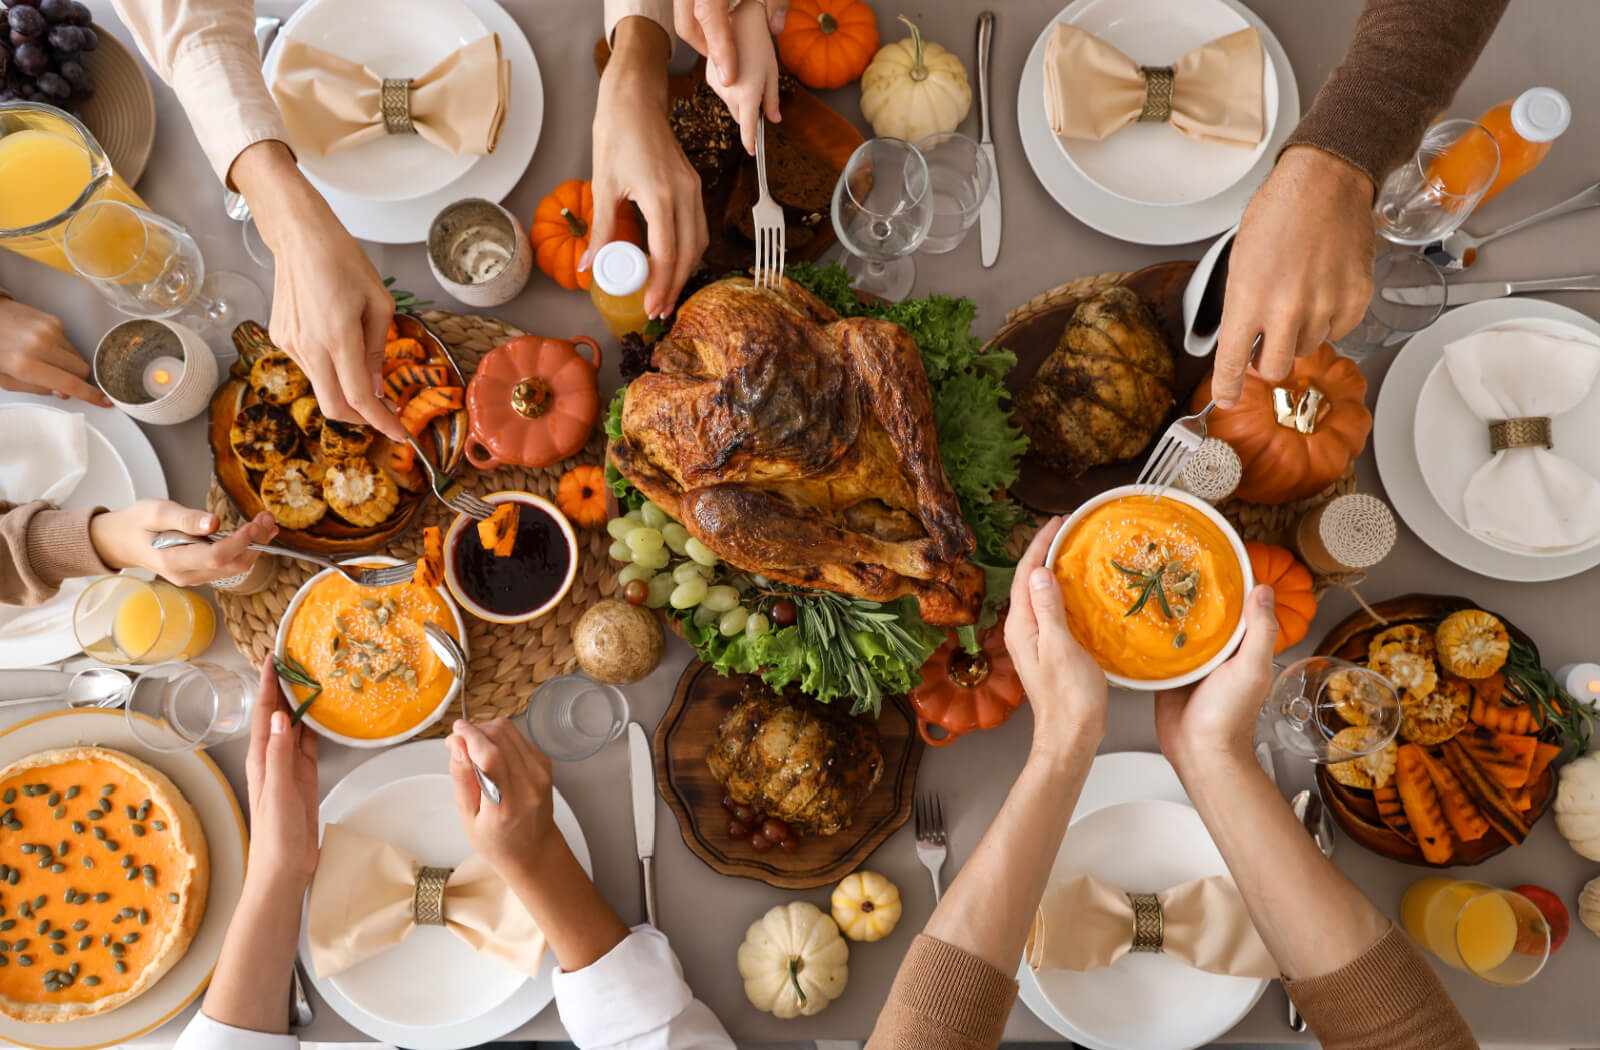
[1374,119,1500,246]
[125,662,254,753]
[523,674,629,762]
[915,132,992,254]
[1333,251,1447,359]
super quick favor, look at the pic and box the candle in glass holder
[93,318,217,424]
[1557,664,1600,705]
[141,355,185,398]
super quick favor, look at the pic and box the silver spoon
[423,622,500,804]
[0,668,132,711]
[1422,180,1600,271]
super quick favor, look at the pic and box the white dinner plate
[1414,317,1600,557]
[0,397,167,669]
[0,709,247,1050]
[1051,0,1278,207]
[1376,298,1600,582]
[290,0,542,244]
[300,739,591,1049]
[1018,0,1298,245]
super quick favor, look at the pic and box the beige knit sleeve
[0,501,112,608]
[864,935,1018,1050]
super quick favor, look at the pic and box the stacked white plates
[1018,0,1299,245]
[1376,298,1600,581]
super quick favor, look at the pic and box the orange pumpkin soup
[283,573,459,740]
[1053,496,1245,681]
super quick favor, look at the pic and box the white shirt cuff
[604,0,674,45]
[553,926,694,1047]
[171,1011,298,1050]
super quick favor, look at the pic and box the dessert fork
[398,428,496,521]
[1136,335,1259,499]
[151,531,416,589]
[913,792,948,903]
[751,116,786,289]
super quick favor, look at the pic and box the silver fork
[913,792,948,903]
[1136,335,1259,499]
[151,531,417,589]
[751,116,786,289]
[399,429,496,521]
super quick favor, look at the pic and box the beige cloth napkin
[0,405,90,631]
[307,823,546,980]
[1043,24,1264,146]
[1442,322,1600,552]
[271,34,510,158]
[1027,874,1278,979]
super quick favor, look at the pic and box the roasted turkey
[707,679,884,836]
[609,276,985,626]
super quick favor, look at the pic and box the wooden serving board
[653,662,922,889]
[1313,594,1556,868]
[988,261,1208,515]
[206,314,469,556]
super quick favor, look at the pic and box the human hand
[230,142,405,442]
[244,664,320,891]
[588,17,708,319]
[676,0,790,84]
[1003,517,1108,754]
[1214,146,1376,408]
[89,502,277,587]
[703,0,781,155]
[1154,585,1278,777]
[0,297,111,407]
[449,719,558,876]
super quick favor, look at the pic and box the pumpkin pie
[0,747,208,1023]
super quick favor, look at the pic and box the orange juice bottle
[589,241,653,342]
[1434,88,1571,206]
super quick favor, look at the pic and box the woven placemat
[1216,464,1362,597]
[988,270,1133,350]
[207,309,618,734]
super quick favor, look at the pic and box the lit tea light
[141,355,185,399]
[1557,663,1600,705]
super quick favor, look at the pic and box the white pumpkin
[737,901,849,1018]
[1579,876,1600,938]
[860,16,972,143]
[832,870,902,942]
[1555,752,1600,861]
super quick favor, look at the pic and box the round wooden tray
[987,261,1207,515]
[1312,594,1556,868]
[653,661,923,889]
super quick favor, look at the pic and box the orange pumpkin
[466,335,604,470]
[557,465,608,529]
[1192,343,1372,505]
[908,624,1025,747]
[529,180,643,291]
[777,0,879,89]
[1244,542,1317,653]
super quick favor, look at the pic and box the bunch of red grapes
[720,792,800,854]
[1,0,98,106]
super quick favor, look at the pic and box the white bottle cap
[592,241,649,296]
[1510,88,1571,143]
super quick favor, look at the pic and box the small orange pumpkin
[1192,343,1372,505]
[466,335,604,470]
[1245,541,1317,653]
[529,179,643,291]
[777,0,880,89]
[557,465,609,529]
[908,624,1025,747]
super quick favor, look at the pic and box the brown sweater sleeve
[0,501,112,607]
[1284,922,1477,1050]
[1284,0,1510,185]
[864,935,1018,1050]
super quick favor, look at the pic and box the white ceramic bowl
[443,491,578,625]
[273,555,468,748]
[1046,485,1253,691]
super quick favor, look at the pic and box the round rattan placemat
[207,309,618,734]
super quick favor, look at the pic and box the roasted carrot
[1374,781,1416,843]
[382,338,428,372]
[1526,741,1561,786]
[416,526,445,588]
[1442,740,1531,845]
[399,386,464,437]
[382,364,449,403]
[1469,693,1536,736]
[1417,748,1490,842]
[478,502,520,558]
[1396,744,1455,864]
[1456,729,1538,789]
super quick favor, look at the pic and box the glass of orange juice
[1400,877,1550,986]
[1373,119,1500,246]
[72,576,217,666]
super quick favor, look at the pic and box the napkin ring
[1127,892,1164,953]
[1488,416,1553,453]
[1137,66,1175,123]
[412,866,452,926]
[381,78,416,136]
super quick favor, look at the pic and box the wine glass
[1374,119,1500,246]
[62,199,266,350]
[1258,656,1401,763]
[915,132,992,254]
[831,137,933,301]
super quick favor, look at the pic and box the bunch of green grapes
[605,502,788,641]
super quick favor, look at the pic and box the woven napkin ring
[1126,891,1165,953]
[412,865,453,926]
[1489,416,1553,453]
[1138,66,1175,122]
[381,78,416,135]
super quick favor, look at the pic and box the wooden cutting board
[653,662,922,889]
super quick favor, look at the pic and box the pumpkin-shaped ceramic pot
[466,335,603,470]
[908,624,1025,746]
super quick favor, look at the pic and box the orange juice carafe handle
[465,335,604,471]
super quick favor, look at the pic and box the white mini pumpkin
[832,871,902,942]
[860,16,972,143]
[1579,876,1600,938]
[1554,752,1600,860]
[737,901,849,1018]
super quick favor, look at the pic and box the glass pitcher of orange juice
[0,100,148,274]
[1400,878,1550,986]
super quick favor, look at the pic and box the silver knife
[976,11,1001,267]
[627,722,658,928]
[1382,273,1600,307]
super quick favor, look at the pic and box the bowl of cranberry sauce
[443,491,579,624]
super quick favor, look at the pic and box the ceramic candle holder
[93,318,217,425]
[427,198,532,308]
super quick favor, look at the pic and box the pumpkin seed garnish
[70,821,84,834]
[32,896,44,910]
[48,943,64,955]
[81,858,92,870]
[103,840,118,852]
[131,824,145,837]
[34,921,46,934]
[109,943,125,957]
[74,893,87,905]
[122,933,139,944]
[12,938,27,950]
[120,856,131,869]
[19,845,33,855]
[70,920,85,931]
[92,893,108,903]
[51,806,64,819]
[45,793,58,807]
[47,929,63,940]
[2,790,13,804]
[123,806,136,820]
[47,863,63,873]
[92,828,105,841]
[17,955,32,967]
[167,893,179,904]
[67,962,78,977]
[114,960,126,974]
[125,870,138,881]
[64,787,79,800]
[56,840,67,856]
[78,936,91,950]
[360,599,381,611]
[138,909,148,925]
[83,975,99,986]
[100,785,114,796]
[85,808,103,820]
[0,920,14,932]
[1173,631,1188,649]
[16,904,29,920]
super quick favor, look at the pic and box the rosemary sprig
[383,276,434,315]
[790,591,928,717]
[1113,560,1174,619]
[1502,639,1594,755]
[272,654,322,726]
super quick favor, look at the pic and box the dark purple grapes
[34,70,67,99]
[67,1,91,25]
[58,57,89,92]
[46,23,80,52]
[38,0,72,23]
[6,6,45,37]
[5,1,42,8]
[8,29,37,47]
[74,23,93,50]
[0,89,17,103]
[11,41,45,76]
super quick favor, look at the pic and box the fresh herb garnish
[1502,639,1594,754]
[383,276,434,315]
[272,655,322,725]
